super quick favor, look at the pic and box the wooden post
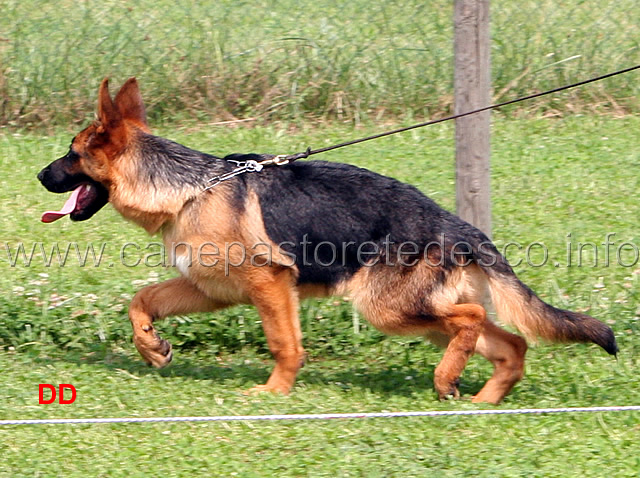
[454,0,491,238]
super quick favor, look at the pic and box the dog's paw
[435,378,461,401]
[470,391,502,405]
[132,326,173,368]
[146,338,173,368]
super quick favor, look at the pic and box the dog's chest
[173,253,192,278]
[162,226,249,303]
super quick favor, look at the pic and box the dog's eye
[65,149,81,162]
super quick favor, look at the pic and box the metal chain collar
[204,154,290,191]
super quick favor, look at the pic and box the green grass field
[1,116,640,476]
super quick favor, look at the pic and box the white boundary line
[2,406,640,426]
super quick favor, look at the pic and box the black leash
[281,64,640,163]
[205,64,639,190]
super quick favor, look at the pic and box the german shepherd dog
[38,78,617,403]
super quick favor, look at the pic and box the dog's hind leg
[471,321,528,404]
[245,267,304,395]
[432,303,487,400]
[129,277,225,368]
[346,264,487,400]
[356,301,486,401]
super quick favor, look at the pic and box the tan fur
[298,283,332,299]
[432,304,487,399]
[487,276,550,342]
[336,263,486,334]
[129,277,225,367]
[473,322,527,403]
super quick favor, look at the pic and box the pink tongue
[41,186,83,223]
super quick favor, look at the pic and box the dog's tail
[475,242,618,356]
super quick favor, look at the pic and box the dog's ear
[114,77,149,131]
[97,78,121,129]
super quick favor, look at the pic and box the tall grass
[0,0,638,129]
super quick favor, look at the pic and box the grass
[1,348,638,477]
[1,116,640,475]
[1,0,639,128]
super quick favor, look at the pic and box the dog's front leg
[128,277,224,367]
[247,268,305,395]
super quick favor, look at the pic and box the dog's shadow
[45,347,488,399]
[299,364,488,398]
[50,349,271,387]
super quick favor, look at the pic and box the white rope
[2,405,639,426]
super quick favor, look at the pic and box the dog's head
[37,78,149,222]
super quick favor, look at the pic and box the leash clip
[244,160,264,173]
[272,154,290,166]
[204,154,291,192]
